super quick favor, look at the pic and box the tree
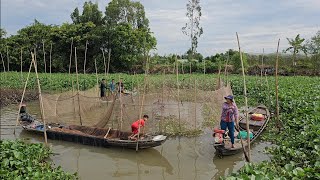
[182,0,203,59]
[71,1,104,25]
[307,31,320,55]
[284,34,307,66]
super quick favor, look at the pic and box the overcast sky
[2,0,319,56]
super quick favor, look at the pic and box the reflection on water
[1,103,271,180]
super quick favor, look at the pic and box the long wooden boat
[213,105,270,157]
[19,116,167,150]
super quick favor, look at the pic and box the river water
[0,103,271,180]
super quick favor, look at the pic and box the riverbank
[0,89,38,108]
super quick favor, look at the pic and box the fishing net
[40,76,233,135]
[41,86,116,127]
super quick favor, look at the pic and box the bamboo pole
[175,55,181,131]
[6,46,9,71]
[49,42,52,75]
[160,69,165,133]
[107,48,111,77]
[189,61,192,74]
[1,53,5,72]
[224,54,229,84]
[84,40,88,74]
[203,60,206,74]
[119,75,123,131]
[74,47,83,125]
[68,38,73,74]
[275,39,281,130]
[102,49,107,77]
[14,55,34,134]
[194,79,197,130]
[94,58,99,96]
[260,48,264,86]
[136,54,149,151]
[236,32,251,162]
[20,47,23,80]
[32,52,48,144]
[42,40,46,73]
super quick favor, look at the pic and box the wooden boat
[19,117,167,150]
[213,105,270,157]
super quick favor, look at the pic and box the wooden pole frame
[194,79,197,130]
[260,48,264,86]
[68,38,74,74]
[84,40,88,74]
[94,58,99,96]
[20,47,23,80]
[42,40,46,73]
[275,39,281,130]
[32,52,48,144]
[236,32,251,162]
[175,55,181,131]
[107,48,111,77]
[102,49,107,78]
[75,47,83,125]
[49,42,52,75]
[14,54,34,134]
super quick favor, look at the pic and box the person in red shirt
[129,115,149,140]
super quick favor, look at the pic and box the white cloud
[2,0,319,56]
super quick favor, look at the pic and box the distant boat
[213,105,270,157]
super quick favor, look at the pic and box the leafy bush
[0,140,77,179]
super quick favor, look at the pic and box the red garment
[226,112,230,122]
[131,119,145,134]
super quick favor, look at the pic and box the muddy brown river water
[0,102,271,180]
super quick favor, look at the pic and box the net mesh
[40,77,233,134]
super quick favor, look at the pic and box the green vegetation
[223,75,320,179]
[0,140,77,179]
[0,72,218,92]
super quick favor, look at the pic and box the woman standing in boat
[129,115,149,140]
[220,95,239,148]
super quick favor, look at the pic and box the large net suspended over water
[41,86,115,127]
[40,77,233,134]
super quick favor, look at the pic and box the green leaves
[0,140,77,179]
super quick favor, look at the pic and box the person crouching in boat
[129,115,149,140]
[19,103,36,123]
[220,95,239,149]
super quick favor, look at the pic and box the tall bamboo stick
[119,75,123,131]
[6,46,9,71]
[175,55,181,131]
[275,39,280,130]
[102,49,107,77]
[94,58,99,96]
[50,43,52,75]
[32,52,48,144]
[189,61,192,74]
[260,48,264,86]
[75,47,83,125]
[224,54,229,84]
[160,69,165,133]
[84,40,88,74]
[136,54,149,151]
[194,79,197,130]
[107,48,111,77]
[42,40,46,73]
[203,59,206,74]
[68,38,74,74]
[236,32,251,162]
[20,47,23,80]
[14,55,34,134]
[1,53,5,72]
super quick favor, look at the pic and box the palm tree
[284,34,307,66]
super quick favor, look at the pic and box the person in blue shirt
[109,79,115,94]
